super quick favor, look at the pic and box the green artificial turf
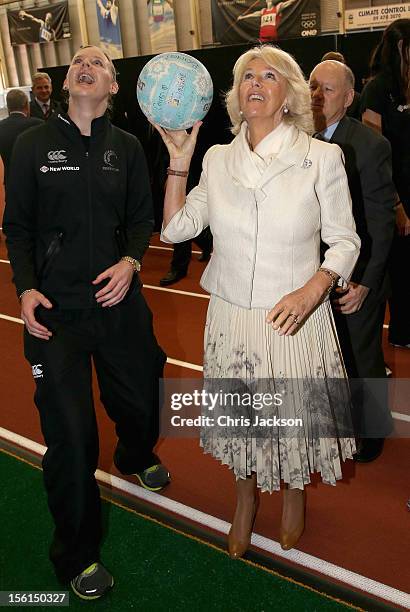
[0,449,354,611]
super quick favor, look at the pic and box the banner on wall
[7,2,71,45]
[345,3,410,30]
[96,0,123,59]
[147,0,177,53]
[211,0,321,45]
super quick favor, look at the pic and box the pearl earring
[283,105,289,115]
[239,110,243,116]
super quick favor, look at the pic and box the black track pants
[388,233,410,346]
[333,293,393,438]
[24,291,166,582]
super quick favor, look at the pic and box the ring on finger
[288,312,300,325]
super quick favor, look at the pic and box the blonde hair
[226,45,314,135]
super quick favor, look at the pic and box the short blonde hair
[226,45,314,135]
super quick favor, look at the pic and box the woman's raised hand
[152,120,202,166]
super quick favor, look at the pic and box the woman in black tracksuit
[3,46,168,599]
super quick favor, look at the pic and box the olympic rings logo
[301,20,316,28]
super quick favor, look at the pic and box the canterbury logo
[48,150,67,162]
[32,364,43,379]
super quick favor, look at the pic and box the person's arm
[237,10,261,21]
[278,0,297,12]
[3,134,53,339]
[153,121,202,229]
[266,145,360,335]
[96,0,108,18]
[362,108,382,134]
[122,137,155,261]
[361,79,410,236]
[19,11,42,25]
[319,145,361,284]
[351,138,395,290]
[110,0,118,24]
[334,137,396,314]
[3,136,39,297]
[360,77,384,134]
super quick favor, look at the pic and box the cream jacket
[162,123,360,309]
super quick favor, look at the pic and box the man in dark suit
[310,60,396,462]
[29,72,59,120]
[0,89,43,185]
[320,51,361,120]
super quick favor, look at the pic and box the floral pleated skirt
[200,295,356,493]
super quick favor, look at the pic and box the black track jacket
[4,112,154,309]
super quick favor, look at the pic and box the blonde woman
[156,45,360,556]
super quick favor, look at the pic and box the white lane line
[167,357,203,372]
[0,313,24,324]
[391,411,410,423]
[143,284,209,299]
[149,245,202,255]
[0,426,409,609]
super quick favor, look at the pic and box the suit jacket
[346,91,361,120]
[0,113,43,184]
[330,116,396,299]
[162,123,360,309]
[29,98,60,121]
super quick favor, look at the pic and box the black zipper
[86,150,93,306]
[38,231,64,279]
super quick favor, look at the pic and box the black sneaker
[70,562,114,600]
[135,464,170,491]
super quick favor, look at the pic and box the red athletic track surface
[1,233,409,605]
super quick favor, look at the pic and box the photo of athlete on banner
[237,0,297,42]
[147,0,177,53]
[211,0,321,45]
[96,0,123,59]
[18,10,56,43]
[8,2,71,46]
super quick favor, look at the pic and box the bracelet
[19,288,36,300]
[167,167,188,177]
[120,256,141,273]
[318,267,338,294]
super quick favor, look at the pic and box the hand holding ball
[136,52,213,130]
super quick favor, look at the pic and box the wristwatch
[121,256,141,273]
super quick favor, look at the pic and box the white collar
[225,121,306,189]
[36,98,50,108]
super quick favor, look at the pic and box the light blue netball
[137,52,213,130]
